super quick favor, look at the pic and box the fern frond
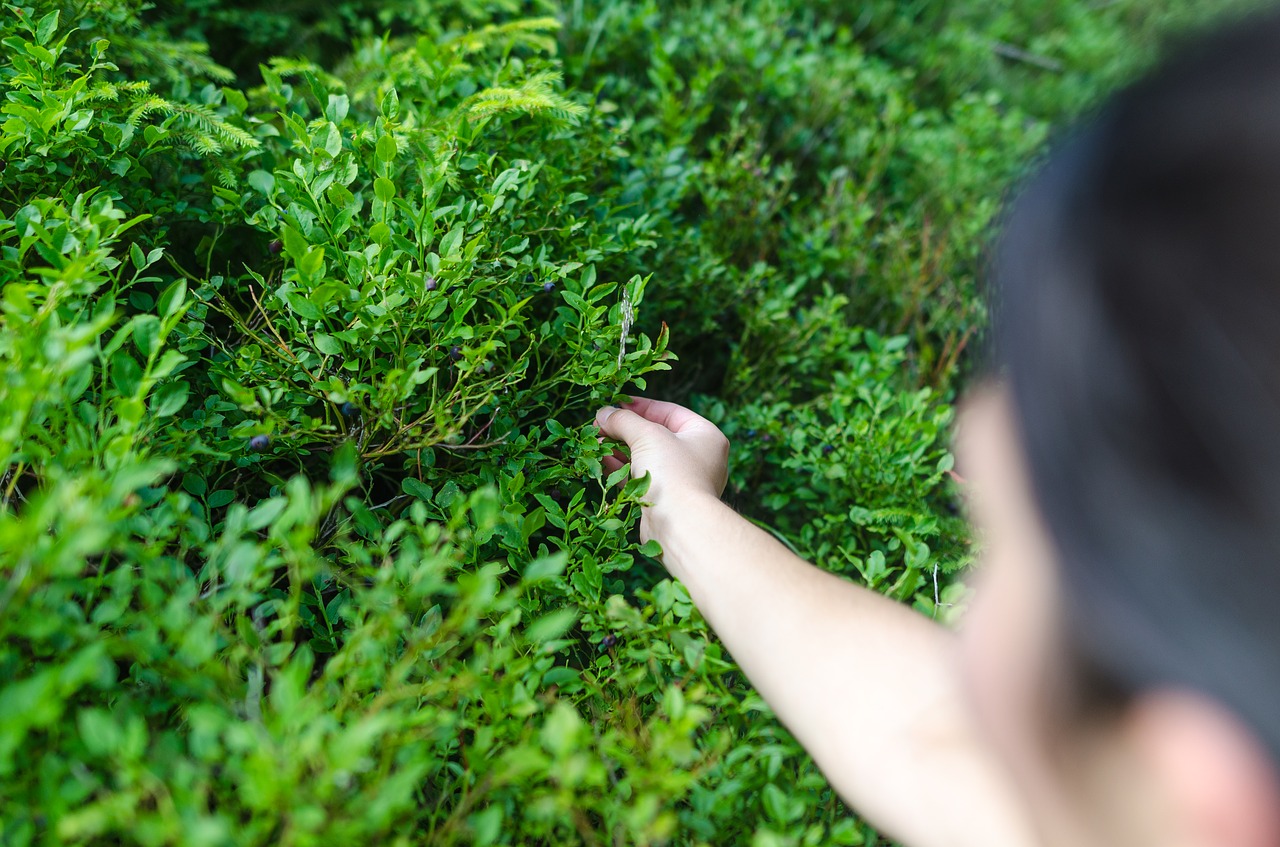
[848,506,935,531]
[445,17,562,57]
[460,70,586,125]
[265,56,345,92]
[108,33,235,84]
[212,164,237,189]
[127,95,171,129]
[165,101,258,151]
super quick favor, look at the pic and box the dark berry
[762,434,773,442]
[785,26,803,39]
[542,281,556,293]
[822,444,834,455]
[599,634,618,651]
[268,239,282,255]
[425,276,438,291]
[341,402,357,417]
[249,434,270,451]
[449,345,463,362]
[745,429,757,438]
[525,273,535,283]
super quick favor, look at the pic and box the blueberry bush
[0,0,1259,844]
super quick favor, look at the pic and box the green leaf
[380,88,400,120]
[248,170,275,196]
[523,552,568,582]
[25,42,55,68]
[376,134,397,164]
[469,806,503,846]
[35,10,59,46]
[319,122,342,157]
[157,279,185,319]
[77,708,122,757]
[132,315,161,358]
[439,225,464,258]
[402,478,432,501]
[248,497,287,531]
[326,94,349,124]
[313,333,342,356]
[525,607,578,643]
[539,701,583,758]
[297,247,325,279]
[638,539,663,558]
[182,473,207,497]
[110,353,143,396]
[207,490,235,508]
[150,381,189,418]
[280,224,308,261]
[223,86,248,113]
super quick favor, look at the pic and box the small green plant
[1,0,1244,843]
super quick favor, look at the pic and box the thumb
[596,406,663,448]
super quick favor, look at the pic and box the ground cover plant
[0,0,1262,844]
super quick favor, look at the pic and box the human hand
[595,398,729,544]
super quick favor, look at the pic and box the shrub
[0,0,1248,844]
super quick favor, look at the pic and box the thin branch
[990,40,1064,73]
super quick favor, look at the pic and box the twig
[990,40,1064,73]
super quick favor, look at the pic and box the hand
[595,398,730,544]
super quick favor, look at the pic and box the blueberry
[822,444,834,455]
[425,276,438,291]
[599,634,618,651]
[449,345,463,362]
[542,281,556,293]
[267,239,282,255]
[341,402,356,417]
[785,26,803,39]
[249,434,270,451]
[745,428,757,438]
[525,273,535,283]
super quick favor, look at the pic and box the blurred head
[955,8,1280,846]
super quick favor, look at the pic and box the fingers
[619,397,716,434]
[596,406,663,446]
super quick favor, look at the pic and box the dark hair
[992,8,1280,764]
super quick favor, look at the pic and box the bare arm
[596,399,1035,847]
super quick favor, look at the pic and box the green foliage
[0,0,1249,843]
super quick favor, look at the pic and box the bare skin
[596,392,1280,847]
[595,397,1035,847]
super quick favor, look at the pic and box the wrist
[646,486,727,545]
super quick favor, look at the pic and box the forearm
[653,492,1032,847]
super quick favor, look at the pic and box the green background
[0,1,1259,844]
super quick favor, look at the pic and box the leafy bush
[0,0,1252,844]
